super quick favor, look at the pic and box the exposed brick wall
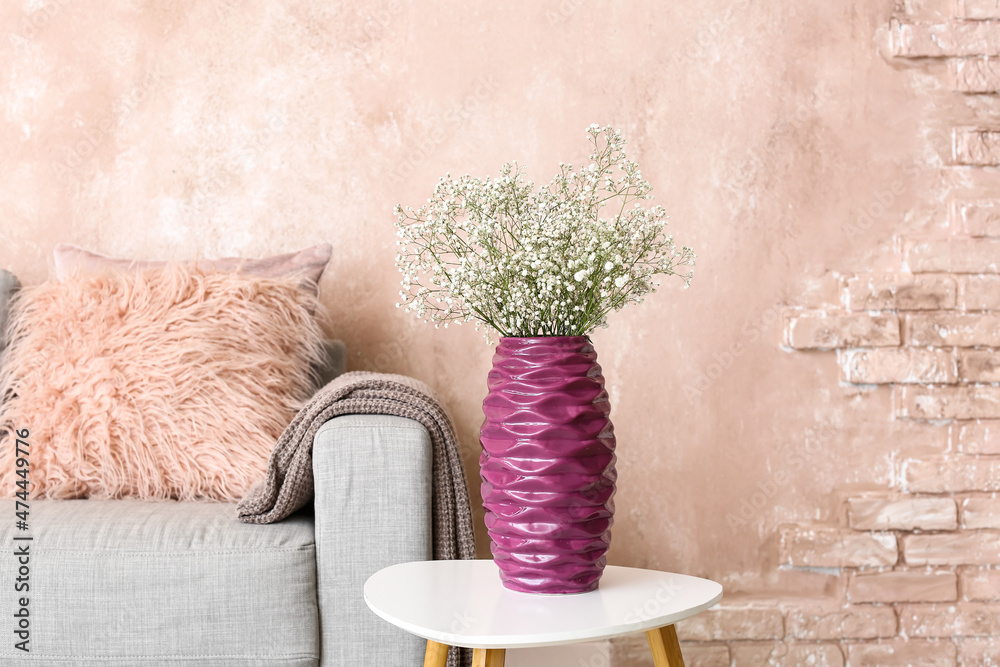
[648,8,1000,666]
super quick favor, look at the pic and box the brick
[960,350,1000,382]
[680,642,732,667]
[951,57,1000,92]
[904,531,1000,565]
[906,238,1000,273]
[900,602,1000,637]
[846,275,898,309]
[848,497,958,530]
[956,200,1000,236]
[849,570,958,603]
[964,497,1000,529]
[846,640,957,667]
[675,607,784,641]
[956,420,1000,454]
[895,421,951,456]
[962,568,1000,600]
[904,457,1000,492]
[780,526,898,568]
[847,274,957,310]
[896,386,1000,420]
[679,643,730,667]
[963,276,1000,310]
[960,638,1000,667]
[892,20,1000,57]
[612,635,728,666]
[615,636,730,666]
[785,313,900,349]
[785,604,897,639]
[841,348,957,384]
[955,127,1000,165]
[730,642,844,666]
[957,0,1000,19]
[897,277,958,310]
[908,313,1000,346]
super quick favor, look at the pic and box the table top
[363,560,723,649]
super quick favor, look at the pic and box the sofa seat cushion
[0,499,319,666]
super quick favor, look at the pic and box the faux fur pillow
[0,265,326,501]
[53,243,332,297]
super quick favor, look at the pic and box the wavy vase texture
[480,336,617,594]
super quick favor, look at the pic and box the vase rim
[498,335,592,341]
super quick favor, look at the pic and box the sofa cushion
[0,499,319,666]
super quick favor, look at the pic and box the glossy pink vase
[480,336,617,594]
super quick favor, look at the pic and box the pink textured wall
[3,0,997,663]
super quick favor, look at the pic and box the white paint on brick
[785,312,901,349]
[956,420,1000,454]
[962,497,1000,529]
[896,385,1000,421]
[956,199,1000,236]
[781,525,898,568]
[841,348,957,384]
[848,496,958,530]
[904,531,1000,565]
[956,0,1000,20]
[905,238,1000,274]
[893,20,1000,57]
[951,58,1000,92]
[904,457,1000,492]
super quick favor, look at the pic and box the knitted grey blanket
[237,371,476,667]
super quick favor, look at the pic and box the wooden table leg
[646,625,685,667]
[472,647,506,667]
[424,640,450,667]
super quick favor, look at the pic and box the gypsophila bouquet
[394,124,695,338]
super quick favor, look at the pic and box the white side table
[364,559,722,667]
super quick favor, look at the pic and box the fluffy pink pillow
[53,243,332,297]
[0,264,326,501]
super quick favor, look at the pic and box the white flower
[393,125,695,339]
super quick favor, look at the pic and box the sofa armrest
[0,269,20,353]
[312,413,433,667]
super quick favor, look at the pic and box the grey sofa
[0,269,431,666]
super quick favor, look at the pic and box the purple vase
[479,336,617,594]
